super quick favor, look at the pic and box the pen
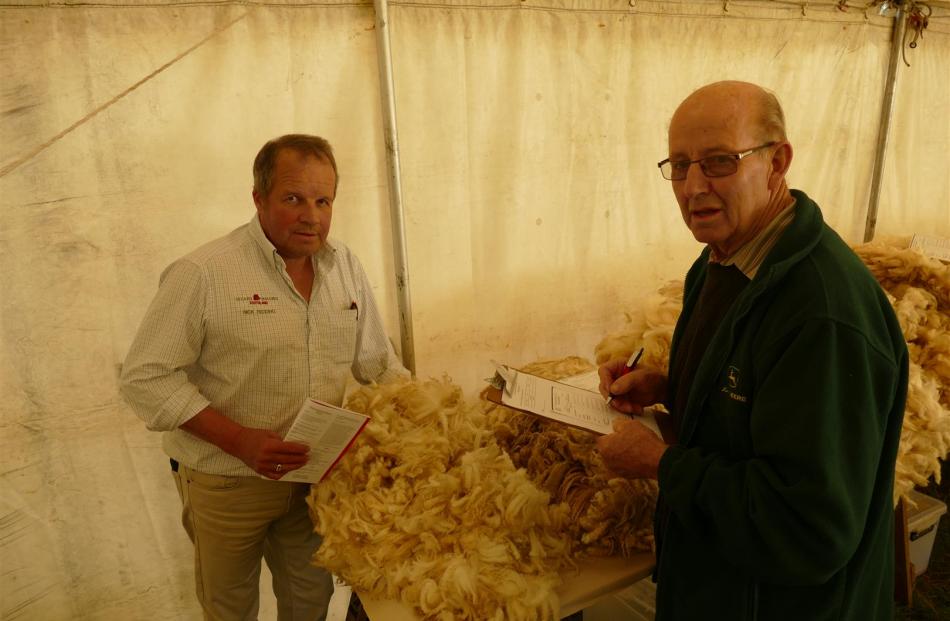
[605,347,644,406]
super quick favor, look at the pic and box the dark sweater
[668,263,750,439]
[654,190,909,621]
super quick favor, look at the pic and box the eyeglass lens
[664,155,738,180]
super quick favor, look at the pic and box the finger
[608,373,635,398]
[260,467,281,480]
[283,440,311,453]
[270,444,311,460]
[260,436,309,453]
[261,442,310,464]
[608,398,644,416]
[598,364,618,398]
[271,453,310,469]
[263,461,297,479]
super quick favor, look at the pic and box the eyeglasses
[657,142,776,181]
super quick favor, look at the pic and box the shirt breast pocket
[323,308,359,363]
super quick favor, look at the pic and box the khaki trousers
[172,464,333,621]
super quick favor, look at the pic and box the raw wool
[594,280,683,372]
[482,357,658,558]
[853,240,950,503]
[307,376,573,621]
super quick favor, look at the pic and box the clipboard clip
[488,361,517,396]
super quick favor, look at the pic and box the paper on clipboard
[501,370,617,434]
[489,365,662,437]
[275,398,370,484]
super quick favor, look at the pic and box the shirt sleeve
[658,318,905,585]
[119,259,212,431]
[347,255,409,384]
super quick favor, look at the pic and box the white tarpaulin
[1,1,948,618]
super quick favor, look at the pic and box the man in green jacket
[597,81,909,620]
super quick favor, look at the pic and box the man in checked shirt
[120,134,408,621]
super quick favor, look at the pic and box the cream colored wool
[482,357,658,558]
[594,280,682,372]
[853,240,950,502]
[308,377,573,621]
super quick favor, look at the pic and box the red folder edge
[318,416,371,483]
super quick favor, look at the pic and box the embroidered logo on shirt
[234,293,278,305]
[721,365,748,403]
[236,293,278,315]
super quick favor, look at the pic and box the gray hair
[757,88,788,144]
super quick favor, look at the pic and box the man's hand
[231,428,310,480]
[596,417,668,480]
[598,357,668,415]
[180,407,309,480]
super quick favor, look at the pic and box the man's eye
[285,195,299,204]
[670,161,690,171]
[707,155,734,166]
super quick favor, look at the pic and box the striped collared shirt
[120,215,407,476]
[711,199,797,279]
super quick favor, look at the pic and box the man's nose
[298,199,320,223]
[682,160,711,197]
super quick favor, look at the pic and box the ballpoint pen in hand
[605,347,645,406]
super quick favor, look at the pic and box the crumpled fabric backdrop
[1,1,948,618]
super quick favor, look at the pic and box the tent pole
[864,5,907,243]
[373,0,416,375]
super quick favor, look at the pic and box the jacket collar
[674,189,826,445]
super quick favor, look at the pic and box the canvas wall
[1,1,947,618]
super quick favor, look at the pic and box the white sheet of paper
[503,368,662,437]
[501,370,618,434]
[277,399,369,484]
[910,233,950,262]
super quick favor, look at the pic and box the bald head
[671,81,787,145]
[665,80,795,258]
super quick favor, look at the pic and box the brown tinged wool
[481,357,658,557]
[593,240,950,506]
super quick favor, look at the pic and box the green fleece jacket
[655,191,909,620]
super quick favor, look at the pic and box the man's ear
[252,189,263,212]
[768,142,793,191]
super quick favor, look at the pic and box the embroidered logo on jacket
[721,365,748,403]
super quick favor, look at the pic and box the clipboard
[484,384,606,435]
[485,364,666,439]
[484,365,620,435]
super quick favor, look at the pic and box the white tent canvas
[1,1,948,618]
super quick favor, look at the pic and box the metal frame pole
[864,4,907,242]
[373,0,416,375]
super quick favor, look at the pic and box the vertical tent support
[373,0,416,374]
[864,4,907,243]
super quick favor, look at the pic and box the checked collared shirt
[121,215,406,476]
